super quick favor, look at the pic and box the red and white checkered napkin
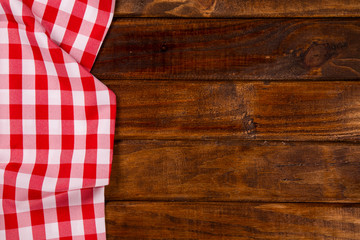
[0,0,116,239]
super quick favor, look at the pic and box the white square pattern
[16,172,31,189]
[44,61,57,76]
[0,27,9,44]
[83,5,98,23]
[48,119,62,135]
[0,119,10,134]
[72,34,89,52]
[18,28,30,46]
[50,24,66,45]
[93,187,104,204]
[0,59,9,74]
[72,91,85,106]
[42,176,58,192]
[48,90,61,105]
[97,119,110,134]
[71,219,85,236]
[42,195,57,210]
[15,200,30,213]
[71,149,85,164]
[65,62,81,78]
[22,149,37,164]
[74,120,86,135]
[95,217,106,233]
[95,178,108,187]
[22,89,36,105]
[58,0,76,14]
[22,59,36,75]
[68,189,82,207]
[9,0,23,19]
[48,149,61,164]
[18,226,33,240]
[34,31,49,49]
[0,89,9,104]
[22,119,36,135]
[45,222,60,239]
[69,177,83,190]
[0,150,10,164]
[96,90,110,105]
[34,0,49,5]
[96,149,110,164]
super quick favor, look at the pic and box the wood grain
[106,140,360,202]
[114,0,360,18]
[93,19,360,80]
[106,201,360,239]
[105,80,360,141]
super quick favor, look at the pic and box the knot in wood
[303,43,329,68]
[161,43,168,52]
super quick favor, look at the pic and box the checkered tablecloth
[0,0,116,239]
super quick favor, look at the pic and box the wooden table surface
[92,1,360,239]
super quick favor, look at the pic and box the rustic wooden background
[92,1,360,239]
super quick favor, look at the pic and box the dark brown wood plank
[106,140,360,202]
[115,0,360,18]
[93,19,360,80]
[106,80,360,141]
[106,201,360,239]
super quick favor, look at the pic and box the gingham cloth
[0,0,116,239]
